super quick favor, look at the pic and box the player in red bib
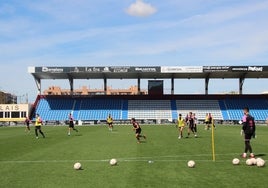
[68,113,78,136]
[131,118,146,143]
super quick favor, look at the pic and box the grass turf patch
[0,124,267,188]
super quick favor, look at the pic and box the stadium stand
[33,95,268,122]
[176,100,223,120]
[28,66,268,123]
[35,97,125,121]
[222,98,268,121]
[127,100,172,121]
[77,98,123,120]
[36,97,73,121]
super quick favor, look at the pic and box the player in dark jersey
[185,114,189,126]
[131,118,146,143]
[193,113,198,136]
[68,113,78,136]
[241,107,256,158]
[24,116,31,133]
[186,112,197,138]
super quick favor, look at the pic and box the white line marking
[1,153,260,164]
[0,159,237,163]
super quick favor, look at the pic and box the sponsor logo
[42,67,64,73]
[162,66,203,73]
[203,66,230,72]
[135,67,157,72]
[248,66,263,72]
[103,67,111,72]
[112,67,129,73]
[231,67,248,71]
[85,67,101,72]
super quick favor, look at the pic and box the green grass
[0,124,267,188]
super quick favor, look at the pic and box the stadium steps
[122,100,128,119]
[218,100,229,120]
[171,100,178,120]
[72,99,82,120]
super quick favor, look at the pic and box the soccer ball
[73,162,82,170]
[187,160,195,168]
[256,158,263,163]
[232,158,240,165]
[250,158,257,165]
[109,158,117,166]
[246,159,253,166]
[256,159,265,167]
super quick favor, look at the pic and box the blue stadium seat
[35,97,126,121]
[34,96,268,122]
[223,99,268,120]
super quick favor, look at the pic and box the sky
[0,0,268,103]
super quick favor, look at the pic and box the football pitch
[0,124,267,188]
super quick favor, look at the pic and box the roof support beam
[137,77,141,95]
[67,74,74,96]
[205,76,210,95]
[171,76,174,95]
[104,77,107,95]
[69,78,74,96]
[34,77,41,95]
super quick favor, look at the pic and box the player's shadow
[254,154,266,157]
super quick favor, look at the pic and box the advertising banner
[70,66,161,73]
[203,66,230,72]
[35,67,69,73]
[33,66,268,74]
[131,67,160,73]
[203,66,267,72]
[161,66,203,73]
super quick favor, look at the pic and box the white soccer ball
[256,158,263,163]
[256,159,265,167]
[187,160,195,168]
[250,158,257,165]
[232,158,240,165]
[246,159,253,166]
[73,162,82,170]
[110,158,117,166]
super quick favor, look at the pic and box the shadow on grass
[139,140,147,143]
[255,154,266,157]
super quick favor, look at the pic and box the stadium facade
[26,66,268,124]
